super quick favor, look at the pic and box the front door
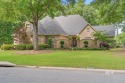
[72,37,77,47]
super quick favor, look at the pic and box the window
[87,28,90,32]
[26,24,30,28]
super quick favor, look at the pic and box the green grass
[0,49,125,70]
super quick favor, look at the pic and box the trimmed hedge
[38,44,50,50]
[26,44,33,50]
[15,44,50,50]
[1,44,50,50]
[1,44,103,50]
[46,47,104,50]
[69,47,104,50]
[15,44,26,50]
[1,44,14,50]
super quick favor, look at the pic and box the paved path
[0,67,125,83]
[0,61,16,67]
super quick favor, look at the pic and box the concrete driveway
[0,67,125,83]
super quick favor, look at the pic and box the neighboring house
[13,15,116,48]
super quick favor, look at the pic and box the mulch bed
[14,50,55,55]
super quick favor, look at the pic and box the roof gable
[79,24,96,34]
[79,24,96,40]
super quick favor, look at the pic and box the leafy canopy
[93,31,109,42]
[115,32,125,45]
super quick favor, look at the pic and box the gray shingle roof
[38,16,66,35]
[54,15,88,35]
[92,25,116,37]
[37,15,88,35]
[30,15,116,37]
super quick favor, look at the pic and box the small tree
[83,41,88,48]
[93,31,109,42]
[115,32,125,47]
[76,36,80,40]
[76,36,80,47]
[68,36,72,47]
[107,39,116,48]
[48,38,53,48]
[60,41,64,48]
[68,36,72,40]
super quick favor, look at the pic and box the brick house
[13,15,116,48]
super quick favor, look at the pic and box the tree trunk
[33,21,38,50]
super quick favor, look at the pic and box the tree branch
[38,0,54,18]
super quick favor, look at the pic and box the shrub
[84,41,88,44]
[83,41,88,48]
[68,36,72,40]
[26,44,33,50]
[15,44,26,50]
[48,38,53,48]
[1,44,50,50]
[70,48,83,50]
[76,36,80,40]
[69,47,103,50]
[1,44,14,50]
[83,48,103,50]
[38,44,50,50]
[116,45,120,48]
[60,41,64,48]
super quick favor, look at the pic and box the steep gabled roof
[92,25,116,37]
[38,16,67,35]
[37,15,88,35]
[29,15,116,37]
[54,15,88,35]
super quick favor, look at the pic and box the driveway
[0,67,125,83]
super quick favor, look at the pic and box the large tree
[91,0,125,25]
[0,21,17,46]
[0,0,64,50]
[64,0,125,25]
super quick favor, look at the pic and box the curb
[16,65,125,73]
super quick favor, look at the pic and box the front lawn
[0,48,125,70]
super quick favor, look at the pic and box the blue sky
[62,0,93,4]
[85,0,93,4]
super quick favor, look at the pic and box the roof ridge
[53,19,68,35]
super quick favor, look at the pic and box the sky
[62,0,93,4]
[85,0,93,4]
